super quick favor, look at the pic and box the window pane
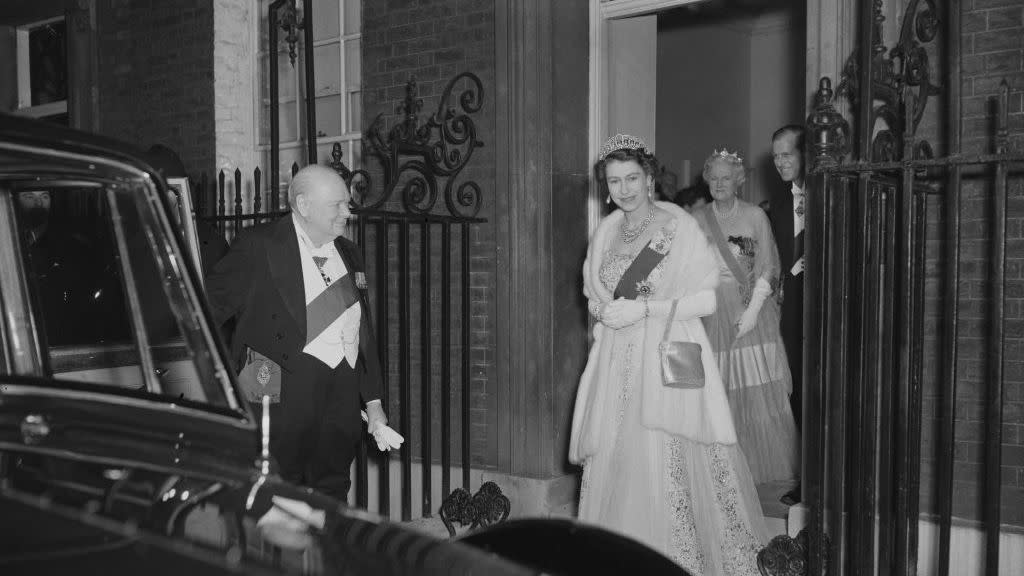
[259,54,270,104]
[280,101,298,141]
[344,0,361,35]
[345,39,360,90]
[259,105,270,145]
[111,183,226,407]
[277,52,297,101]
[313,43,341,96]
[315,94,342,137]
[28,20,68,106]
[14,188,138,387]
[312,0,340,40]
[348,91,361,132]
[258,0,270,48]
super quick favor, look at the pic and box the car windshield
[0,150,240,415]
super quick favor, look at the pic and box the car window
[13,186,140,382]
[6,180,236,411]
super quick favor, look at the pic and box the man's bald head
[289,165,352,247]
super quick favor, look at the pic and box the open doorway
[656,0,806,208]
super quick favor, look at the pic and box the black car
[0,115,688,575]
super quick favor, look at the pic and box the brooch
[355,271,368,290]
[257,362,272,386]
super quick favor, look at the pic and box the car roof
[0,113,163,182]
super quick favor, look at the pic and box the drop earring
[606,194,611,204]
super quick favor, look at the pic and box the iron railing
[766,0,1024,575]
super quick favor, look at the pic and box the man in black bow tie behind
[206,165,401,500]
[771,124,806,506]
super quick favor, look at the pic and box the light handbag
[658,299,706,389]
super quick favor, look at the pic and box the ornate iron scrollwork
[757,529,831,576]
[836,0,942,162]
[438,481,510,538]
[351,73,485,219]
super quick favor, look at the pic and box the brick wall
[96,0,215,176]
[362,0,495,467]
[920,0,1024,526]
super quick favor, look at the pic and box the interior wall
[656,19,750,192]
[607,16,658,150]
[656,5,804,206]
[747,13,805,205]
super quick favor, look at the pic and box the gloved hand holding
[735,277,773,339]
[601,297,646,329]
[361,400,404,451]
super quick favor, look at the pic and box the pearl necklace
[621,206,655,243]
[712,199,739,222]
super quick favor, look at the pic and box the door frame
[587,0,854,234]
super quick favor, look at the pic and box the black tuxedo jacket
[204,216,382,404]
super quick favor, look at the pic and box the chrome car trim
[106,187,159,395]
[0,384,252,428]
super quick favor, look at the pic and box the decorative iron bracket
[438,481,510,538]
[834,0,941,163]
[351,73,485,219]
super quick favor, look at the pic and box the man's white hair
[288,164,345,208]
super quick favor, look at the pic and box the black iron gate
[786,0,1024,575]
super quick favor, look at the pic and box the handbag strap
[661,299,679,341]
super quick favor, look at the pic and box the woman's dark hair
[594,147,660,183]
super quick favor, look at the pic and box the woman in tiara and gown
[691,149,799,485]
[569,134,767,575]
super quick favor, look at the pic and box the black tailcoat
[768,182,804,428]
[205,216,382,497]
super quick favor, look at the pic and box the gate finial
[807,77,850,171]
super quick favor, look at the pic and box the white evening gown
[577,245,768,576]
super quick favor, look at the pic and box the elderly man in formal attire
[206,165,400,500]
[771,124,806,506]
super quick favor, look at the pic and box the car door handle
[20,414,50,445]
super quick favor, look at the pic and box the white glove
[360,407,405,451]
[790,256,805,277]
[736,277,773,339]
[256,495,326,550]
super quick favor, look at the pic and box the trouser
[251,354,363,500]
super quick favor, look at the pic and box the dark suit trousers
[252,353,363,500]
[782,274,804,430]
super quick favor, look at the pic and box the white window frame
[14,16,69,120]
[253,0,362,177]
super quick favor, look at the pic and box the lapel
[267,216,306,334]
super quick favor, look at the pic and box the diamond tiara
[711,148,743,164]
[599,133,648,159]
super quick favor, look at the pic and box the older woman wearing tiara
[692,149,799,486]
[570,134,767,575]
